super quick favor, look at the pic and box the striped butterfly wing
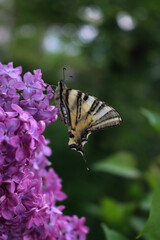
[67,92,121,131]
[57,81,121,132]
[88,100,122,132]
[54,80,122,160]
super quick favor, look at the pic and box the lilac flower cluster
[0,62,89,240]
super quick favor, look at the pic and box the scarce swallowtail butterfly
[54,80,122,164]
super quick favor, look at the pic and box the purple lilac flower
[0,62,89,240]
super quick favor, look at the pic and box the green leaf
[131,217,160,240]
[87,198,135,232]
[141,108,160,133]
[100,198,135,231]
[138,179,160,238]
[101,224,129,240]
[131,216,146,234]
[139,192,152,211]
[93,152,141,179]
[144,158,160,188]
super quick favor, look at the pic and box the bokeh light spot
[78,5,104,25]
[116,12,136,31]
[77,25,98,43]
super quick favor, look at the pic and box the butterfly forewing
[65,90,122,131]
[89,104,122,131]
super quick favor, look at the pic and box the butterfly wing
[54,81,122,158]
[88,101,122,132]
[54,80,71,126]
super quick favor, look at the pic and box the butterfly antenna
[69,75,73,81]
[63,67,66,81]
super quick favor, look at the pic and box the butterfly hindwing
[54,80,122,159]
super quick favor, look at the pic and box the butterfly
[54,80,122,164]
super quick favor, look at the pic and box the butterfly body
[54,80,122,159]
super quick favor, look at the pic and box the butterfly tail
[79,147,89,171]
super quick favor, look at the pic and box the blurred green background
[1,0,160,239]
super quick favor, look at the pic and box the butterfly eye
[68,132,74,138]
[69,144,77,149]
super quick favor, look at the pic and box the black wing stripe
[64,88,71,126]
[83,94,89,101]
[70,92,78,112]
[93,102,106,115]
[76,91,82,124]
[90,100,99,112]
[60,102,68,124]
[90,119,121,131]
[93,110,121,126]
[59,81,68,125]
[84,99,98,119]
